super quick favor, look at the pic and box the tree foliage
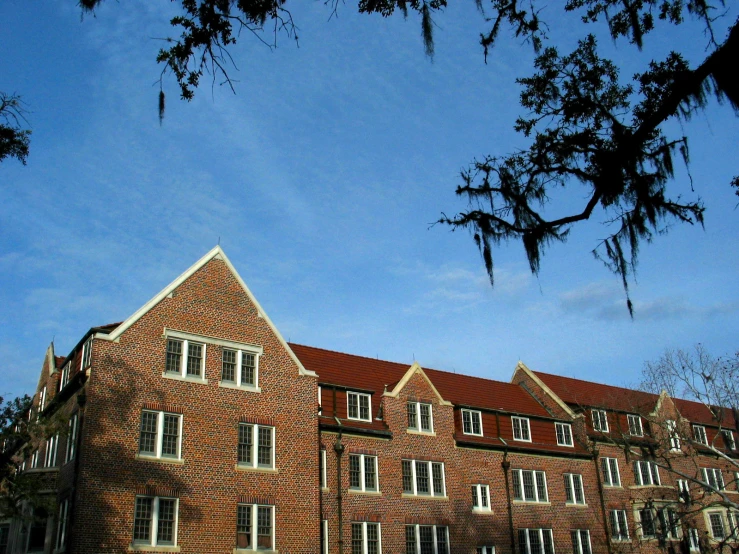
[0,93,31,165]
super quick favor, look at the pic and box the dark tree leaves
[0,93,31,165]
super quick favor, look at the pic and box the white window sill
[347,417,372,423]
[472,508,494,515]
[462,432,484,437]
[512,439,533,443]
[565,503,589,508]
[235,464,278,474]
[234,549,278,554]
[603,485,623,489]
[512,500,551,506]
[321,487,330,492]
[135,454,184,465]
[628,485,672,490]
[407,429,436,436]
[161,373,208,385]
[556,443,574,448]
[348,489,382,496]
[219,382,261,393]
[401,494,448,500]
[129,545,181,552]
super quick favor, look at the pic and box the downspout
[501,445,515,554]
[592,448,614,554]
[333,417,345,554]
[66,385,87,553]
[318,398,324,553]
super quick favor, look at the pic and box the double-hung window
[238,423,275,469]
[708,512,726,540]
[592,410,608,432]
[138,411,182,460]
[638,508,656,539]
[462,409,482,436]
[628,415,643,437]
[236,504,274,551]
[701,468,725,491]
[402,460,446,497]
[407,402,433,433]
[321,449,328,489]
[722,430,736,450]
[221,348,259,388]
[44,433,59,467]
[133,496,178,547]
[351,522,381,554]
[610,510,629,541]
[511,469,548,503]
[676,479,690,502]
[471,484,491,511]
[658,508,681,540]
[563,473,585,505]
[517,529,554,554]
[512,417,531,442]
[81,337,93,369]
[65,413,78,464]
[56,498,69,551]
[349,454,378,492]
[405,525,448,554]
[555,423,573,446]
[601,458,621,486]
[347,392,371,422]
[38,387,46,415]
[59,362,71,391]
[633,461,660,486]
[165,337,205,379]
[571,530,591,554]
[666,420,681,451]
[693,425,708,445]
[688,528,700,551]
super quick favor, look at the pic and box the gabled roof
[673,398,736,428]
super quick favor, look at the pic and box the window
[628,414,643,436]
[407,402,433,433]
[27,508,47,552]
[38,386,46,415]
[236,504,274,551]
[512,417,531,442]
[31,449,39,469]
[477,548,495,554]
[349,454,378,492]
[44,433,59,467]
[601,458,620,487]
[633,461,660,486]
[666,420,680,451]
[592,410,608,432]
[658,508,681,540]
[65,413,78,464]
[321,449,327,489]
[351,522,381,554]
[81,337,93,369]
[688,528,700,551]
[238,423,275,469]
[138,411,182,460]
[677,479,690,502]
[511,469,548,503]
[701,467,725,491]
[517,529,554,554]
[563,473,585,505]
[708,512,725,540]
[133,496,178,547]
[56,498,69,551]
[571,530,591,554]
[59,362,71,391]
[722,430,736,450]
[471,484,491,511]
[555,423,573,446]
[405,525,448,554]
[638,508,656,539]
[0,524,8,554]
[610,510,629,541]
[693,425,708,445]
[347,392,371,422]
[221,348,259,388]
[462,409,482,436]
[402,460,446,497]
[165,338,206,379]
[728,511,739,539]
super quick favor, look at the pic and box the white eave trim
[384,362,452,406]
[513,361,578,419]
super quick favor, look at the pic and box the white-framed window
[59,362,71,391]
[132,496,178,547]
[407,402,433,433]
[601,458,621,487]
[44,433,59,467]
[688,527,700,551]
[349,453,378,492]
[351,522,381,554]
[401,459,446,497]
[347,392,371,422]
[633,461,660,486]
[221,348,259,388]
[165,337,206,379]
[666,420,681,451]
[321,449,327,489]
[56,498,69,551]
[65,413,78,464]
[462,409,482,436]
[322,520,329,554]
[138,411,183,460]
[38,386,46,415]
[477,548,495,554]
[701,467,725,491]
[722,430,736,450]
[609,510,629,541]
[592,410,608,432]
[517,529,554,554]
[728,510,739,539]
[555,423,573,446]
[236,503,274,551]
[637,507,657,539]
[571,530,591,554]
[512,417,531,442]
[563,473,585,505]
[471,484,491,511]
[627,414,643,436]
[676,479,690,502]
[405,525,448,554]
[735,471,739,492]
[81,337,93,369]
[237,423,274,469]
[658,508,681,540]
[511,469,548,503]
[30,449,39,469]
[707,511,726,540]
[693,425,708,445]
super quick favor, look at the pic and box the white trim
[513,362,577,418]
[347,391,372,422]
[132,496,179,548]
[555,422,574,447]
[348,453,379,492]
[471,484,491,512]
[407,401,434,433]
[512,416,531,442]
[592,409,609,433]
[564,473,586,505]
[384,362,452,406]
[351,521,381,554]
[138,411,183,461]
[628,414,644,437]
[461,409,483,436]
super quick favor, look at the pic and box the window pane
[241,353,255,386]
[133,497,153,543]
[348,394,358,419]
[238,424,253,464]
[237,505,251,548]
[402,460,413,493]
[139,412,158,455]
[257,506,272,549]
[157,499,176,545]
[367,523,379,554]
[349,455,361,489]
[522,471,535,501]
[512,471,522,500]
[352,523,363,554]
[420,404,431,431]
[186,343,202,376]
[364,456,377,491]
[359,395,370,421]
[407,403,418,429]
[161,415,179,457]
[432,463,444,496]
[405,526,417,554]
[166,340,182,374]
[257,427,272,467]
[222,349,236,382]
[436,526,448,554]
[416,462,429,494]
[419,526,433,554]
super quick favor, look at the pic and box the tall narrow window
[639,508,656,539]
[65,413,78,463]
[708,512,725,540]
[627,415,643,436]
[351,522,381,554]
[571,530,591,554]
[165,337,206,379]
[166,339,182,374]
[349,454,379,492]
[601,457,621,487]
[591,410,608,432]
[44,433,59,467]
[693,425,708,445]
[722,430,736,450]
[237,423,274,469]
[56,499,69,551]
[472,484,491,511]
[610,510,629,541]
[407,402,433,433]
[81,337,93,369]
[563,473,585,505]
[236,504,274,551]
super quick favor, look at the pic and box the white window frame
[658,507,682,540]
[701,467,725,491]
[44,433,59,467]
[164,337,207,380]
[688,527,700,551]
[347,391,372,422]
[59,362,71,391]
[407,401,433,433]
[555,423,573,447]
[633,460,661,486]
[592,410,608,433]
[707,511,726,540]
[220,347,260,390]
[402,459,446,497]
[348,453,379,492]
[563,473,585,505]
[571,530,591,554]
[512,416,531,442]
[471,484,491,511]
[406,524,448,554]
[321,449,328,489]
[511,469,548,503]
[461,409,483,436]
[693,425,708,445]
[31,450,39,469]
[236,503,275,551]
[138,411,183,461]
[132,496,179,547]
[56,498,69,551]
[666,420,681,451]
[518,528,554,554]
[65,413,78,464]
[351,521,381,554]
[237,423,275,470]
[609,510,629,541]
[722,430,736,450]
[677,479,690,502]
[38,387,46,415]
[81,337,93,369]
[627,414,643,437]
[601,457,621,487]
[636,506,657,540]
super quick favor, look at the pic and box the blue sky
[1,0,737,401]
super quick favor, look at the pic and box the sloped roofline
[513,361,578,419]
[384,362,453,406]
[97,246,316,378]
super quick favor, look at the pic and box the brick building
[2,247,737,554]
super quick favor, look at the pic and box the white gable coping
[384,362,453,406]
[96,246,316,378]
[512,361,579,419]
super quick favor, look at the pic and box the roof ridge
[534,370,657,398]
[288,342,412,368]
